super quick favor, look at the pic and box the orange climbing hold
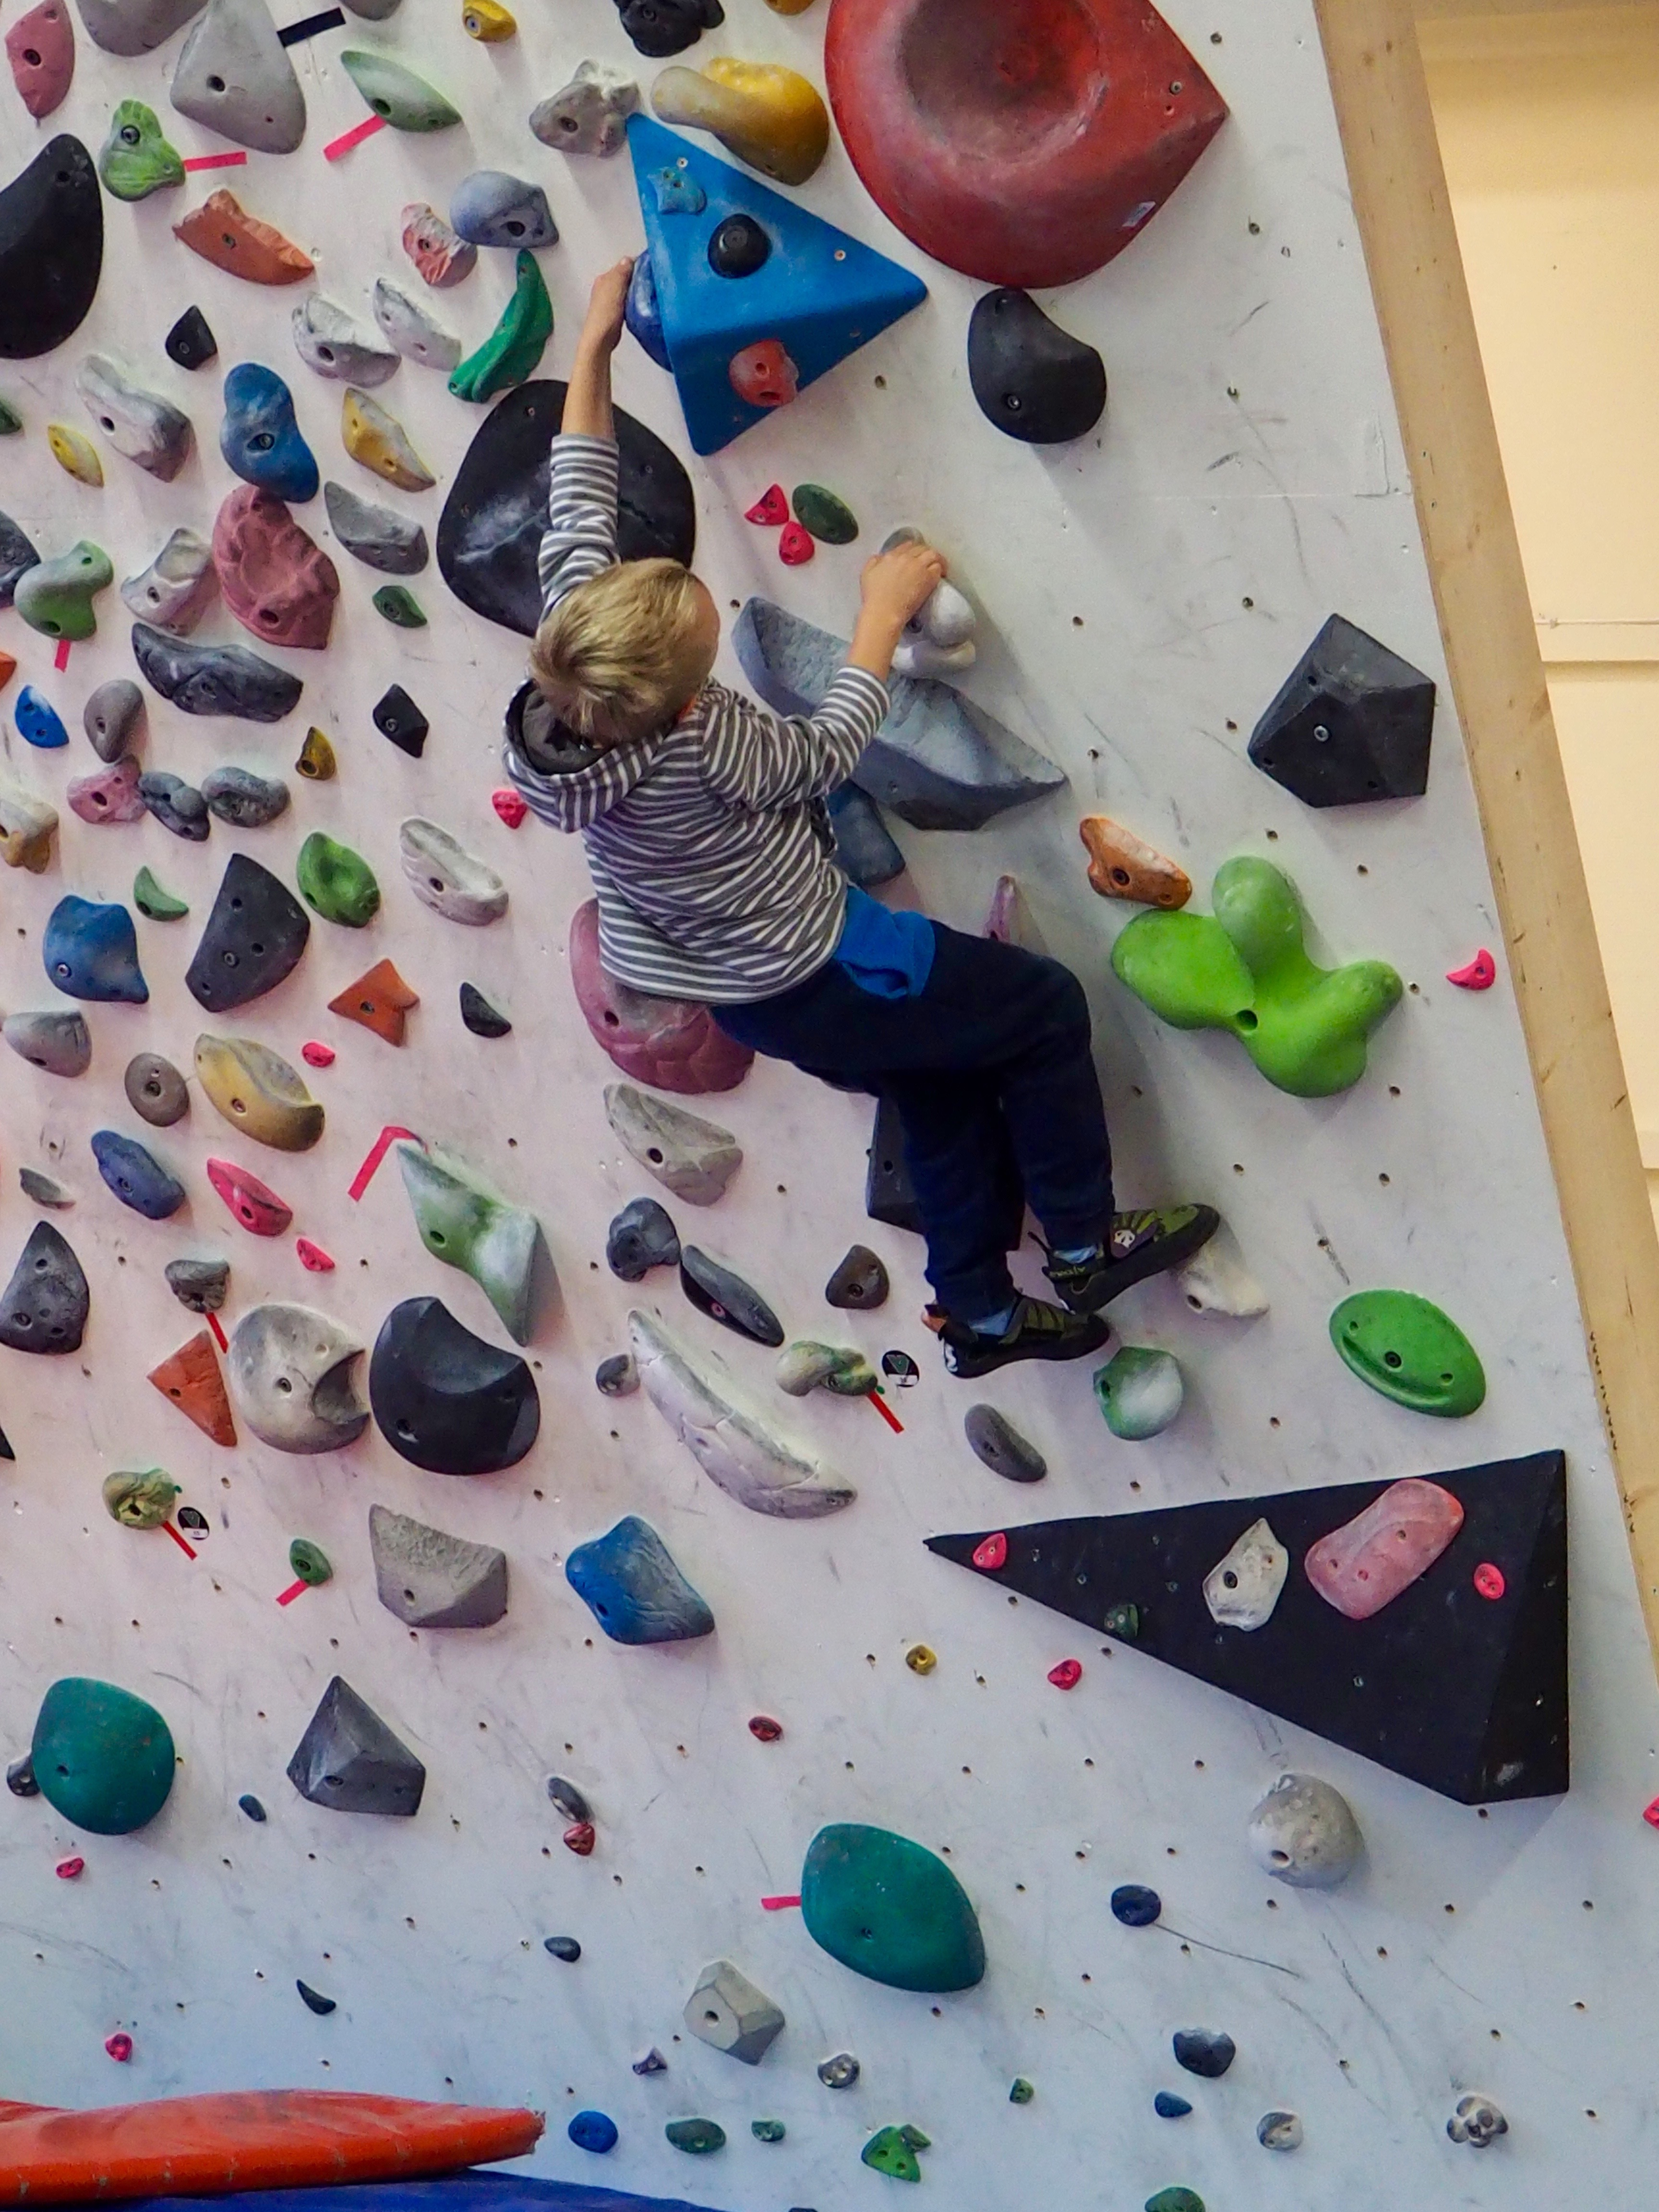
[172,191,314,285]
[329,959,419,1045]
[1079,816,1191,909]
[147,1331,237,1448]
[729,339,798,410]
[0,649,15,693]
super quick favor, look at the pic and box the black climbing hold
[1173,2029,1236,2080]
[1154,2092,1192,2119]
[0,510,40,609]
[544,1935,582,1961]
[0,137,102,361]
[165,303,217,372]
[926,1450,1569,1805]
[1248,613,1436,807]
[826,1243,889,1310]
[7,1753,38,1795]
[373,683,428,758]
[547,1775,591,1822]
[964,1404,1046,1483]
[680,1247,784,1346]
[0,1425,13,1461]
[0,1222,89,1354]
[595,1352,637,1397]
[967,287,1107,446]
[132,622,303,722]
[709,213,770,278]
[185,853,311,1014]
[296,1979,336,2015]
[866,1093,923,1235]
[238,1792,266,1820]
[369,1295,541,1476]
[459,982,511,1038]
[287,1675,426,1817]
[828,782,904,889]
[438,381,695,637]
[607,1197,681,1283]
[612,0,722,59]
[1111,1883,1162,1927]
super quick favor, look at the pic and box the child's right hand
[859,538,948,637]
[579,257,636,357]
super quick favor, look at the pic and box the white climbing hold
[0,763,57,872]
[1447,2094,1507,2148]
[1247,1773,1363,1889]
[291,295,400,385]
[399,818,508,926]
[683,1959,785,2065]
[883,527,977,680]
[371,277,461,373]
[121,526,216,634]
[1202,1517,1288,1632]
[75,355,193,481]
[1176,1234,1269,1319]
[226,1302,369,1454]
[604,1082,741,1206]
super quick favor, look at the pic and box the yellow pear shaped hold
[341,387,435,493]
[651,59,830,186]
[47,421,104,486]
[194,1034,325,1153]
[461,0,516,38]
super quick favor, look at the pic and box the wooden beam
[1314,0,1659,1657]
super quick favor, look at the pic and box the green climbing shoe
[1045,1204,1219,1313]
[932,1297,1108,1381]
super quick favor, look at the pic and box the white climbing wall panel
[0,1,1655,2208]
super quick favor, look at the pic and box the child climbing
[505,260,1220,1377]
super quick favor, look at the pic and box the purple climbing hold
[1111,1884,1161,1927]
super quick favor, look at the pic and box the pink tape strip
[182,150,247,170]
[324,113,386,161]
[348,1124,421,1203]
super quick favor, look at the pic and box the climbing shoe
[929,1297,1109,1380]
[1044,1205,1221,1314]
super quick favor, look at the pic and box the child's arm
[535,259,635,616]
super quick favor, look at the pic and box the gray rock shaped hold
[139,770,210,841]
[606,1195,679,1282]
[323,480,428,575]
[596,1352,637,1396]
[530,60,639,156]
[84,678,144,761]
[565,1513,714,1644]
[201,763,289,828]
[227,1301,369,1452]
[604,1083,740,1205]
[0,1221,89,1352]
[170,0,304,153]
[72,0,204,55]
[166,1255,228,1312]
[291,294,398,385]
[680,1246,782,1346]
[684,1958,784,2065]
[371,279,460,374]
[287,1674,425,1815]
[825,1243,888,1309]
[450,170,557,249]
[1173,2029,1236,2080]
[4,1010,91,1077]
[1246,1773,1362,1889]
[125,1051,190,1127]
[1447,2094,1507,2148]
[398,817,507,925]
[818,2052,859,2090]
[1203,1518,1288,1632]
[369,1502,508,1627]
[964,1404,1046,1483]
[1257,2111,1303,2152]
[122,528,216,635]
[20,1167,76,1206]
[0,511,40,609]
[132,621,301,721]
[75,354,192,481]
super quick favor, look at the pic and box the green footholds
[99,101,186,202]
[289,1537,332,1587]
[1102,1600,1140,1640]
[1094,1345,1183,1441]
[1009,2078,1034,2105]
[1146,2192,1205,2212]
[102,1468,180,1529]
[1112,856,1403,1097]
[133,866,189,922]
[448,251,553,403]
[0,397,20,435]
[751,2119,785,2143]
[862,2126,926,2183]
[340,49,461,131]
[31,1677,175,1835]
[802,1822,986,1993]
[665,2119,725,2154]
[372,584,427,628]
[1329,1289,1487,1418]
[793,482,859,545]
[396,1143,541,1344]
[296,831,381,928]
[13,541,114,644]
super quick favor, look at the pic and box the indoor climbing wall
[0,0,1655,2208]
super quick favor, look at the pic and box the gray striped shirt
[502,433,890,1004]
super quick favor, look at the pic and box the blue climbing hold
[626,250,672,372]
[1154,2092,1193,2120]
[828,783,904,888]
[42,897,148,1004]
[650,163,706,214]
[91,1130,185,1220]
[568,2110,619,2154]
[15,685,67,748]
[1111,1884,1162,1927]
[627,115,927,455]
[220,362,319,503]
[565,1515,714,1646]
[238,1792,267,1821]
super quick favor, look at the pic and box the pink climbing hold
[748,1715,783,1742]
[973,1531,1009,1572]
[1047,1659,1082,1691]
[1645,1797,1659,1830]
[745,484,789,527]
[778,519,815,567]
[5,0,75,121]
[295,1237,335,1273]
[1446,948,1496,991]
[1473,1562,1506,1601]
[206,1157,294,1238]
[492,787,528,828]
[983,875,1022,945]
[301,1041,335,1069]
[105,2032,133,2062]
[55,1854,84,1879]
[1304,1477,1466,1623]
[563,1821,596,1856]
[569,898,753,1094]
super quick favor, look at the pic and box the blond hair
[529,558,710,748]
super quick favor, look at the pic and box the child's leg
[881,1070,1023,1320]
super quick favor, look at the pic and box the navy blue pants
[713,923,1116,1316]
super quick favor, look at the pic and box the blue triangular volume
[628,114,928,456]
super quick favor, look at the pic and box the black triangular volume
[0,1422,15,1460]
[926,1451,1567,1805]
[1248,613,1435,807]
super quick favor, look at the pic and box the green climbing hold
[862,2126,926,2183]
[396,1143,541,1345]
[1094,1345,1183,1441]
[14,542,114,644]
[448,251,552,403]
[1329,1289,1486,1418]
[1145,2192,1205,2212]
[751,2119,786,2143]
[340,49,461,131]
[289,1537,332,1587]
[0,397,21,435]
[31,1677,175,1835]
[1009,2078,1034,2105]
[1111,856,1403,1097]
[665,2118,725,2154]
[1102,1600,1140,1640]
[793,483,859,545]
[99,101,186,201]
[296,831,381,928]
[102,1468,180,1529]
[133,866,188,921]
[373,584,427,627]
[802,1822,986,1992]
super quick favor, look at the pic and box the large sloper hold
[186,853,311,1012]
[122,527,215,634]
[0,1220,89,1351]
[195,1034,324,1150]
[439,379,694,634]
[925,1450,1570,1803]
[801,1823,986,1992]
[651,58,829,185]
[606,1082,741,1204]
[0,137,102,360]
[1249,614,1435,807]
[399,818,508,924]
[565,1513,714,1643]
[287,1675,425,1815]
[734,598,1065,830]
[570,897,752,1092]
[369,1503,508,1627]
[683,1958,785,2063]
[148,1327,236,1443]
[220,361,318,502]
[227,1301,369,1451]
[967,288,1106,445]
[370,1295,540,1473]
[43,895,147,1002]
[132,621,301,721]
[73,0,203,53]
[170,0,305,154]
[32,1678,174,1833]
[396,1143,543,1345]
[75,354,192,480]
[5,1009,89,1075]
[7,0,74,120]
[324,480,429,574]
[212,487,338,649]
[626,115,927,455]
[630,1308,854,1517]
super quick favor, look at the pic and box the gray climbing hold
[72,0,206,58]
[450,170,557,248]
[322,480,429,575]
[735,598,1066,831]
[544,1935,581,1962]
[1447,2094,1507,2148]
[683,1959,784,2065]
[4,1010,91,1078]
[825,1243,888,1309]
[368,1503,508,1628]
[818,2052,860,2089]
[167,1256,228,1313]
[20,1168,75,1207]
[84,678,145,761]
[546,1776,589,1822]
[1257,2111,1303,2152]
[399,817,507,925]
[606,1196,680,1282]
[132,621,301,721]
[1203,1518,1288,1632]
[1173,2030,1235,2080]
[91,1130,185,1219]
[201,763,290,828]
[0,1221,89,1353]
[565,1514,714,1644]
[75,354,192,481]
[371,279,460,374]
[291,294,398,385]
[632,2048,667,2075]
[0,511,40,611]
[121,527,216,635]
[530,60,639,156]
[226,1302,368,1453]
[7,1753,39,1794]
[604,1083,741,1205]
[139,771,210,842]
[170,0,304,152]
[964,1404,1046,1483]
[124,1051,190,1127]
[1246,1773,1363,1889]
[287,1675,425,1816]
[679,1247,782,1346]
[596,1352,638,1396]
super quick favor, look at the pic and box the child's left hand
[580,258,636,356]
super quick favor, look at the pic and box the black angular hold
[373,684,428,758]
[0,511,40,611]
[680,1247,783,1346]
[164,303,217,372]
[0,1423,14,1461]
[132,622,303,722]
[296,1979,337,2014]
[0,137,103,361]
[1173,2029,1235,2080]
[865,1093,924,1236]
[459,982,511,1037]
[607,1196,680,1283]
[612,0,722,59]
[967,288,1106,446]
[828,782,904,889]
[7,1753,38,1795]
[185,853,311,1013]
[926,1451,1569,1805]
[708,213,770,278]
[370,1295,541,1476]
[1248,614,1436,807]
[438,381,695,637]
[0,1222,89,1355]
[287,1675,426,1817]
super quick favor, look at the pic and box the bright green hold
[373,584,426,627]
[862,2127,926,2183]
[340,49,461,130]
[397,1143,541,1345]
[133,866,189,921]
[1111,856,1403,1097]
[289,1538,332,1587]
[1146,2192,1205,2212]
[802,1821,986,1993]
[103,1469,181,1529]
[296,831,381,928]
[1009,2078,1034,2105]
[751,2119,785,2143]
[32,1677,175,1835]
[13,541,114,644]
[99,101,186,201]
[0,397,21,435]
[1330,1289,1486,1418]
[793,483,859,545]
[665,2119,724,2154]
[449,251,552,403]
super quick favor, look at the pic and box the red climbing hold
[492,787,528,828]
[745,484,790,527]
[301,1041,335,1069]
[1645,1797,1659,1830]
[563,1821,596,1856]
[206,1157,293,1238]
[1046,1659,1082,1691]
[295,1237,335,1273]
[973,1531,1009,1572]
[779,519,815,567]
[105,2032,133,2061]
[56,1855,84,1879]
[729,339,798,410]
[748,1715,784,1742]
[1473,1562,1506,1601]
[1447,949,1496,991]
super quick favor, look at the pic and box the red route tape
[349,1124,421,1202]
[324,113,387,160]
[162,1521,197,1560]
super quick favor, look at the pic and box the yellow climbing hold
[296,726,337,781]
[461,0,516,38]
[905,1644,937,1675]
[341,386,435,494]
[763,0,817,12]
[47,421,103,486]
[651,59,830,186]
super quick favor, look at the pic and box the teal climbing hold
[31,1677,175,1834]
[665,2118,724,2153]
[1111,857,1402,1097]
[1330,1289,1486,1417]
[802,1822,986,1992]
[1145,2192,1205,2212]
[1094,1346,1183,1441]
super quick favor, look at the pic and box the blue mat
[113,2173,734,2212]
